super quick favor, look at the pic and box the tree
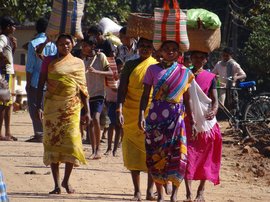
[241,0,270,90]
[0,0,52,23]
[83,0,130,26]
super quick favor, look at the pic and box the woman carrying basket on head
[184,51,222,202]
[117,37,158,201]
[139,40,194,202]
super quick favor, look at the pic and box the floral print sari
[43,53,88,166]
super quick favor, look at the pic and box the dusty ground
[0,111,270,202]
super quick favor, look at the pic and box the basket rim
[129,13,154,18]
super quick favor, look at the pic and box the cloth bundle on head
[153,0,189,51]
[46,0,85,40]
[99,17,122,36]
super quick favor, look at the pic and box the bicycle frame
[218,99,241,130]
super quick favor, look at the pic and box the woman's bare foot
[88,153,95,159]
[93,150,101,160]
[183,193,193,202]
[131,191,141,201]
[194,190,205,202]
[49,187,61,194]
[104,149,112,155]
[146,192,157,201]
[112,150,118,157]
[61,182,75,194]
[9,135,18,141]
[170,195,179,202]
[164,183,172,195]
[0,136,13,141]
[157,198,165,202]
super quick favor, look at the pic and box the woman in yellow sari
[37,34,90,194]
[117,38,158,201]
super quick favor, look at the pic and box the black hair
[137,37,153,48]
[184,53,191,62]
[0,16,17,30]
[88,25,103,35]
[223,47,234,55]
[190,50,208,58]
[36,18,48,33]
[119,27,127,35]
[160,40,180,50]
[82,36,97,46]
[56,33,74,45]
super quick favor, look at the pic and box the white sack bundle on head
[99,17,122,35]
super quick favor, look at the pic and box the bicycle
[217,79,270,139]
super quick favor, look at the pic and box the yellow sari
[43,53,88,166]
[122,56,158,171]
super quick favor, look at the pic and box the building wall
[13,27,36,65]
[12,27,35,101]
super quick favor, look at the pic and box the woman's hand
[205,110,215,120]
[36,108,43,121]
[81,113,92,126]
[116,111,124,126]
[190,123,197,141]
[138,113,146,131]
[81,115,91,125]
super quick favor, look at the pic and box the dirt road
[0,111,269,201]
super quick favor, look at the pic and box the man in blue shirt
[25,18,57,142]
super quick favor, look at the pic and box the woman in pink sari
[184,51,222,202]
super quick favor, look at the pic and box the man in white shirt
[0,16,17,141]
[212,47,246,108]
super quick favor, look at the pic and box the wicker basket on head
[127,13,154,40]
[187,27,221,53]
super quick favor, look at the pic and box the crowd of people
[0,14,247,202]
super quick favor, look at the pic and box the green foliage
[0,0,52,23]
[83,0,130,26]
[242,0,270,89]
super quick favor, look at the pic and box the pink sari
[185,70,222,185]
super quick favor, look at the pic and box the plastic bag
[187,8,221,29]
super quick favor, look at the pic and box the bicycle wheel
[243,95,270,138]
